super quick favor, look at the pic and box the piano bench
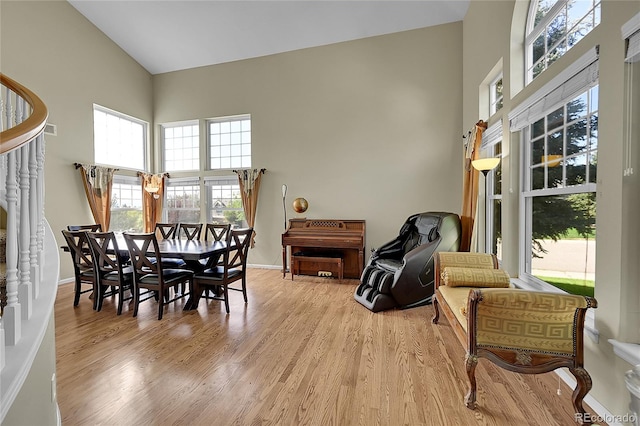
[291,253,344,280]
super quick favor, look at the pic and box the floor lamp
[471,157,500,178]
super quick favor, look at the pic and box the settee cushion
[438,285,473,332]
[442,267,510,288]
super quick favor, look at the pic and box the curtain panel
[78,164,117,231]
[235,168,265,248]
[460,120,487,252]
[139,172,167,232]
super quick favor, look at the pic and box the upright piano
[282,219,366,279]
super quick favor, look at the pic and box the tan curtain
[460,120,487,252]
[78,164,117,231]
[139,172,167,232]
[235,168,265,248]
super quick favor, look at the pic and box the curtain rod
[137,171,170,178]
[232,168,266,173]
[74,162,120,171]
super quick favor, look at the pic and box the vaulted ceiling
[68,1,470,75]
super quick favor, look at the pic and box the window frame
[207,114,252,171]
[525,0,601,84]
[204,175,246,228]
[489,73,504,116]
[110,175,144,233]
[481,121,503,258]
[518,83,598,294]
[93,104,148,171]
[160,120,201,173]
[163,177,202,224]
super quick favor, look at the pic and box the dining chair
[204,223,231,242]
[86,231,134,315]
[176,223,203,240]
[123,232,194,320]
[61,229,96,307]
[191,227,252,313]
[155,223,178,239]
[67,224,102,232]
[154,222,186,268]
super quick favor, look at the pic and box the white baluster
[4,150,21,345]
[29,136,39,297]
[18,143,32,321]
[36,135,45,281]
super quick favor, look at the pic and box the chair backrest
[86,231,127,278]
[204,223,231,242]
[67,224,102,232]
[61,230,94,272]
[222,227,253,274]
[155,223,178,240]
[177,223,203,240]
[122,232,163,278]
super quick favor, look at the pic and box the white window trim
[160,120,200,173]
[622,11,640,63]
[93,104,149,171]
[489,74,504,116]
[206,114,252,171]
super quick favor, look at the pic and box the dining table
[61,232,231,310]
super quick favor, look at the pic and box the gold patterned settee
[432,252,597,424]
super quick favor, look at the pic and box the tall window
[489,74,504,116]
[205,176,245,228]
[93,105,147,170]
[162,122,200,172]
[520,83,598,297]
[164,178,201,223]
[526,0,601,83]
[481,122,503,258]
[110,176,143,232]
[208,115,251,170]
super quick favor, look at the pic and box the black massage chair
[354,211,461,312]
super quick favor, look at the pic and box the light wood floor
[55,269,600,425]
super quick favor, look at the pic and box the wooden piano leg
[282,246,287,279]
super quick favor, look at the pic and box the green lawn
[535,275,594,298]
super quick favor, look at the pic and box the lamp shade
[471,157,500,173]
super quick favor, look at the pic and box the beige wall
[462,0,640,418]
[153,23,464,268]
[0,0,154,280]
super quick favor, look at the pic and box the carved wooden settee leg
[464,353,478,409]
[432,297,440,324]
[571,367,593,425]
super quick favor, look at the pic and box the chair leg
[132,285,140,317]
[74,278,81,307]
[432,297,440,324]
[157,287,165,320]
[464,354,478,409]
[241,277,248,303]
[116,286,124,315]
[570,367,593,425]
[96,285,106,312]
[223,284,230,313]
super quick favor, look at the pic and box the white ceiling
[68,0,470,75]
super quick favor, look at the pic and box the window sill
[609,340,640,366]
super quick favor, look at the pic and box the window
[208,115,251,170]
[93,105,147,170]
[205,176,246,228]
[521,84,598,297]
[162,122,200,172]
[489,74,504,116]
[164,178,201,223]
[110,176,143,232]
[526,0,600,82]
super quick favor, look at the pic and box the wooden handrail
[0,73,48,155]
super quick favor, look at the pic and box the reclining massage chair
[354,211,461,312]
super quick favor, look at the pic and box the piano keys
[282,218,366,279]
